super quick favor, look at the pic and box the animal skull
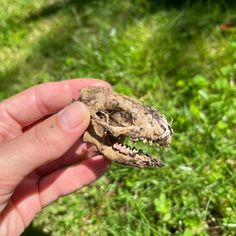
[79,87,173,168]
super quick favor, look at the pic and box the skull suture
[78,87,173,168]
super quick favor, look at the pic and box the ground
[0,0,236,235]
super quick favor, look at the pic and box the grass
[1,0,236,235]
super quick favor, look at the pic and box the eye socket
[96,111,109,121]
[95,110,135,126]
[96,110,115,124]
[96,111,106,119]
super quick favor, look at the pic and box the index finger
[1,78,111,128]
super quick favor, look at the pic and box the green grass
[1,0,236,235]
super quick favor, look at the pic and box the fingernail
[58,102,90,130]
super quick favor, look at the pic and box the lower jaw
[110,142,165,168]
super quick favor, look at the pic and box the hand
[0,79,111,235]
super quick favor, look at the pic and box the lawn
[0,0,236,235]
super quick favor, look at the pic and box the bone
[79,86,173,168]
[112,142,163,167]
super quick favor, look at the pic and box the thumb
[0,102,90,187]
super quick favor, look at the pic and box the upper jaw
[108,126,173,148]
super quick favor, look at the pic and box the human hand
[0,79,111,235]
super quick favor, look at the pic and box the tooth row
[113,143,136,154]
[113,143,140,155]
[113,143,158,160]
[132,137,161,148]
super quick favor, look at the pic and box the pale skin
[0,79,111,235]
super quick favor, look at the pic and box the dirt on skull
[78,86,173,168]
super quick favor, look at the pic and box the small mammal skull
[79,87,173,168]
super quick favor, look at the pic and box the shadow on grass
[1,0,236,97]
[22,224,50,236]
[0,0,141,96]
[144,0,236,79]
[0,0,96,97]
[23,0,95,23]
[0,68,21,99]
[149,0,236,9]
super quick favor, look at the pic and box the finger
[1,156,110,234]
[39,155,110,207]
[36,139,98,177]
[10,156,110,229]
[0,102,90,192]
[0,78,111,132]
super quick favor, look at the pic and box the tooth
[156,143,160,148]
[143,139,147,143]
[132,148,137,153]
[149,140,153,145]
